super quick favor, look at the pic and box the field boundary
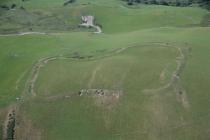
[143,43,191,110]
[23,42,189,98]
[0,32,47,37]
[2,42,191,140]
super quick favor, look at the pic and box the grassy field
[0,0,210,139]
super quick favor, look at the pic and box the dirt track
[0,32,47,37]
[24,42,190,100]
[2,42,191,140]
[143,43,191,109]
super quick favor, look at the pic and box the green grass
[0,0,208,34]
[35,45,177,96]
[1,0,210,139]
[23,44,177,140]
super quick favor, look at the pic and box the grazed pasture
[0,0,210,139]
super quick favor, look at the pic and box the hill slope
[0,0,210,140]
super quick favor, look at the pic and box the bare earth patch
[79,89,122,109]
[15,114,42,140]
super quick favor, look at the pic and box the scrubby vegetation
[122,0,210,9]
[63,0,76,6]
[6,111,16,140]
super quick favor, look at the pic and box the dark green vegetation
[0,0,210,140]
[6,110,16,140]
[123,0,210,10]
[63,0,76,6]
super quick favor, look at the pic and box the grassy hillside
[0,0,208,34]
[0,0,210,140]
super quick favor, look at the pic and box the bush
[63,0,76,6]
[122,0,210,10]
[11,4,16,9]
[0,5,10,10]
